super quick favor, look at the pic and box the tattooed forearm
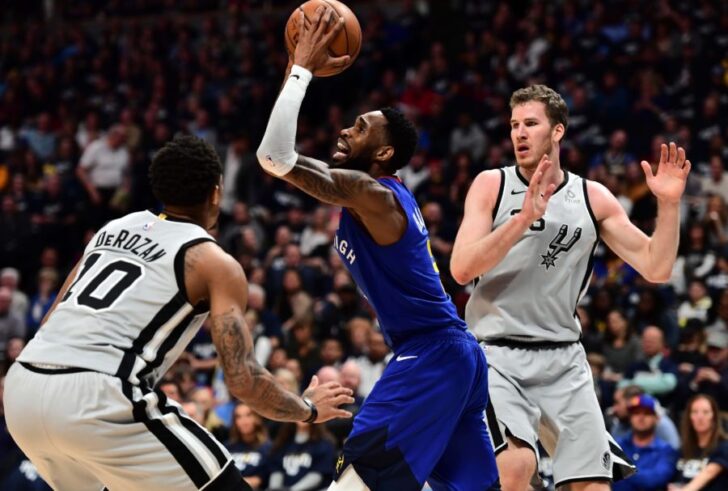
[284,156,378,207]
[210,310,310,422]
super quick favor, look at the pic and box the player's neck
[161,206,206,228]
[519,159,564,187]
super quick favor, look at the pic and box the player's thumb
[307,375,319,390]
[329,55,350,67]
[640,160,653,178]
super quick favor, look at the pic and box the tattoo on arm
[285,156,381,208]
[210,310,309,422]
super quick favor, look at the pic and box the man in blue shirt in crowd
[614,394,678,491]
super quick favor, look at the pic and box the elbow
[450,260,473,286]
[643,270,671,284]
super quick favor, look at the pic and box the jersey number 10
[61,252,144,310]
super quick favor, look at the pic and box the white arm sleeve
[255,65,313,177]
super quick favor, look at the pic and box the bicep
[600,211,650,262]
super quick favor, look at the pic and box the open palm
[641,142,691,204]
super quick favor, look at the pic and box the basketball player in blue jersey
[256,7,499,491]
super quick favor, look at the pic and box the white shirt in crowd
[80,137,130,188]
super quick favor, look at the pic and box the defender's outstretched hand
[641,142,691,204]
[302,375,354,423]
[293,6,350,75]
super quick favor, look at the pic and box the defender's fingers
[640,160,654,179]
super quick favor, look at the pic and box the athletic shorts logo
[395,355,418,362]
[602,451,611,470]
[335,454,345,475]
[541,224,582,270]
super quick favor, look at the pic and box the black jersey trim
[485,398,507,454]
[116,292,188,380]
[575,240,599,315]
[492,168,505,221]
[136,311,197,384]
[120,380,211,488]
[174,237,216,313]
[156,389,229,468]
[205,460,252,491]
[514,166,570,195]
[583,178,600,239]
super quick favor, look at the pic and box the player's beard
[520,139,553,169]
[337,148,376,173]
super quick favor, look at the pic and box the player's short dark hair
[510,85,569,131]
[149,134,222,207]
[380,107,418,172]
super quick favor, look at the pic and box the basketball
[285,0,362,77]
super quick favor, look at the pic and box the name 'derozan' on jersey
[92,229,167,262]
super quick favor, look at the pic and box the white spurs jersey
[19,211,214,387]
[465,166,599,343]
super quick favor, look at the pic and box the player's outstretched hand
[302,375,354,423]
[641,142,691,204]
[521,154,557,222]
[293,6,351,76]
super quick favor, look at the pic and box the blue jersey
[334,176,466,347]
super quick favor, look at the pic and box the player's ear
[552,123,565,143]
[210,183,221,207]
[374,145,394,164]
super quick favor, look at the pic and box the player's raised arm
[188,241,353,423]
[255,6,395,215]
[591,142,690,283]
[450,155,557,284]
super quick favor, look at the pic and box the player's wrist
[302,397,318,423]
[289,64,313,85]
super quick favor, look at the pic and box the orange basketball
[285,0,362,77]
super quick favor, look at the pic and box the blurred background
[0,1,726,490]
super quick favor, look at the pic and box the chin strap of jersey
[255,64,312,177]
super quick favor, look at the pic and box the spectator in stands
[25,268,58,338]
[0,268,29,321]
[225,403,272,491]
[608,385,681,450]
[268,421,336,491]
[703,194,728,248]
[621,326,678,405]
[76,124,130,228]
[678,279,713,328]
[353,330,391,399]
[19,112,55,161]
[613,394,679,491]
[668,394,728,491]
[603,309,643,383]
[670,394,728,491]
[0,287,25,367]
[701,156,728,204]
[157,379,183,404]
[684,330,728,412]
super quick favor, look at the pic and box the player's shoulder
[187,241,245,280]
[583,178,626,220]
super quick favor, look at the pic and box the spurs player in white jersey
[451,85,691,491]
[3,135,353,491]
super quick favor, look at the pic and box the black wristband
[302,397,318,423]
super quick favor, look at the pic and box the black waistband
[19,361,95,375]
[484,338,580,350]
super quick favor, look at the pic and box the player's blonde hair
[510,85,569,131]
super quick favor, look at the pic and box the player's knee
[496,446,537,491]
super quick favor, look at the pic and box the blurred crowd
[1,0,727,489]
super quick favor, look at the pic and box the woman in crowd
[602,309,643,383]
[670,394,728,491]
[225,403,272,490]
[267,420,336,491]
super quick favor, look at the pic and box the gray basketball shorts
[4,362,245,491]
[482,341,620,487]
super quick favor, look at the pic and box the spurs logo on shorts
[602,451,611,470]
